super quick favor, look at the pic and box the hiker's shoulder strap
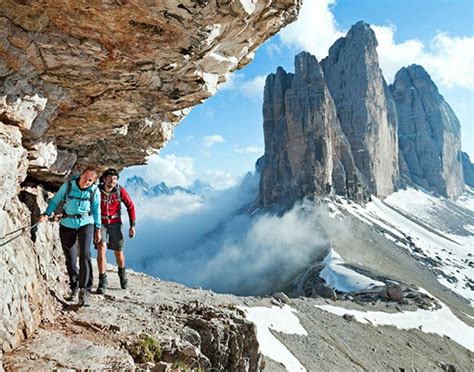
[89,186,97,205]
[116,184,122,203]
[63,179,73,202]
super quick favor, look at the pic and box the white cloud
[240,75,267,99]
[421,33,474,89]
[279,0,343,60]
[136,193,203,222]
[220,72,240,91]
[372,25,425,83]
[203,134,225,148]
[144,154,195,187]
[373,26,474,88]
[234,146,263,154]
[221,73,267,99]
[184,136,195,144]
[265,42,283,59]
[126,191,328,295]
[203,170,237,190]
[277,0,474,89]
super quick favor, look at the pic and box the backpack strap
[89,188,96,211]
[63,180,73,203]
[116,185,122,204]
[116,185,122,217]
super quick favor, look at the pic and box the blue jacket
[45,175,101,229]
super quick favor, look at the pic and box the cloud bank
[125,174,328,295]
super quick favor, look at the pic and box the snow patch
[320,249,385,292]
[336,188,474,304]
[316,290,474,352]
[240,305,307,371]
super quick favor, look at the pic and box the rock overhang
[0,0,301,186]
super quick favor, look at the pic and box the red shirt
[99,185,136,226]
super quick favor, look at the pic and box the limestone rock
[461,152,474,187]
[272,292,291,304]
[390,65,464,198]
[0,0,301,185]
[259,52,368,207]
[185,308,262,371]
[321,21,399,198]
[4,329,135,370]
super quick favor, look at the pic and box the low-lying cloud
[124,173,328,295]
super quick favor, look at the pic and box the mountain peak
[390,63,464,198]
[294,51,323,80]
[347,21,377,46]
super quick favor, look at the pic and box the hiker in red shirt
[96,168,136,294]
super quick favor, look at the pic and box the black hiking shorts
[99,223,125,251]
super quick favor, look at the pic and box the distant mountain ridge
[124,176,214,198]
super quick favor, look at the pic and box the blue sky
[124,0,473,189]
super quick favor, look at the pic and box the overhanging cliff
[0,0,300,185]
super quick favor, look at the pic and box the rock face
[0,0,300,186]
[321,21,399,198]
[0,127,66,355]
[259,21,469,208]
[259,52,368,207]
[0,1,301,367]
[461,152,474,187]
[390,65,464,198]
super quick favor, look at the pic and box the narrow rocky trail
[4,260,472,371]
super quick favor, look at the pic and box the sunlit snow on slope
[240,305,307,371]
[333,187,474,304]
[320,249,385,292]
[316,289,474,351]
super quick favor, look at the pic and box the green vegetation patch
[127,333,162,364]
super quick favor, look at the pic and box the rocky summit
[260,21,470,207]
[259,51,368,207]
[321,21,399,198]
[390,64,464,198]
[461,151,474,187]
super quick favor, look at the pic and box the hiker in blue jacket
[39,168,101,307]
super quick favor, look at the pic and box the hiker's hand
[94,229,101,244]
[38,215,49,223]
[129,227,135,238]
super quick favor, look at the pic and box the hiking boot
[118,267,128,289]
[96,273,108,295]
[66,288,79,302]
[78,289,91,307]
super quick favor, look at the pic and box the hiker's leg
[97,242,107,274]
[114,250,125,268]
[59,225,79,290]
[97,224,108,274]
[77,224,94,291]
